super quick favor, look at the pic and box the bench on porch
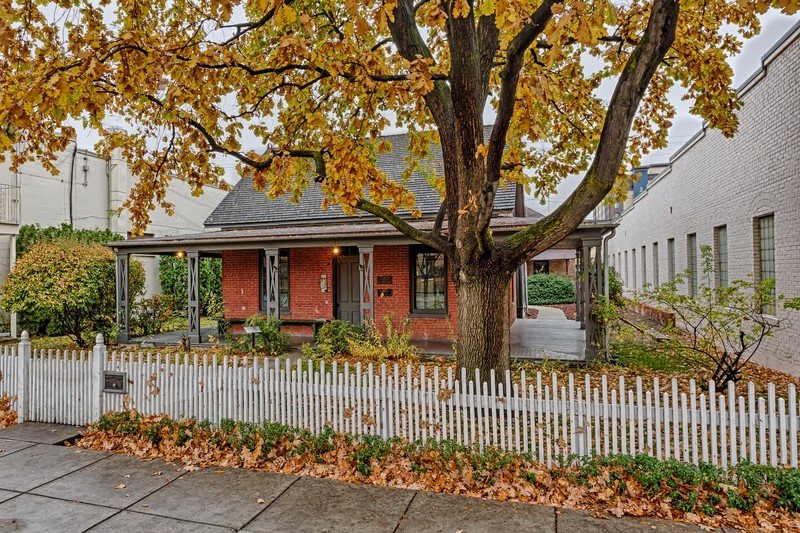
[219,317,329,338]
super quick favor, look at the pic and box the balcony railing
[0,184,20,225]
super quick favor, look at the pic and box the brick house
[109,131,615,350]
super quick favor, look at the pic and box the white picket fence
[0,333,798,469]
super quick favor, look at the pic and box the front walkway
[510,319,585,361]
[0,423,723,532]
[529,306,568,320]
[126,320,586,362]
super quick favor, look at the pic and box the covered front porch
[108,218,616,361]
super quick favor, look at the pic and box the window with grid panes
[652,242,659,285]
[687,234,697,297]
[714,225,728,288]
[756,215,776,314]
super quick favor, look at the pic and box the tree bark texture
[455,270,512,378]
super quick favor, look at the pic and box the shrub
[607,265,625,307]
[16,223,124,257]
[0,241,144,347]
[131,294,179,337]
[302,320,364,360]
[229,314,289,356]
[159,256,222,316]
[348,313,420,362]
[635,245,800,385]
[527,273,575,305]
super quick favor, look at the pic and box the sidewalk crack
[392,491,417,533]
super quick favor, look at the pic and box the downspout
[602,227,616,361]
[68,141,77,228]
[106,157,113,230]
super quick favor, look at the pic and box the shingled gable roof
[205,128,519,229]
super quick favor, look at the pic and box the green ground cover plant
[78,411,800,531]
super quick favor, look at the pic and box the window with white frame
[624,250,629,286]
[261,250,290,312]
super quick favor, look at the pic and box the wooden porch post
[581,238,603,360]
[115,252,130,343]
[358,246,374,322]
[187,251,202,344]
[264,248,280,318]
[576,247,584,326]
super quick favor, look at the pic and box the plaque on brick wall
[377,288,393,297]
[377,275,393,285]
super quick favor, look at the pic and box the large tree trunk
[455,270,511,379]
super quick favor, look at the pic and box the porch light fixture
[332,246,340,256]
[176,250,185,258]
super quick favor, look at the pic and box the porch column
[575,247,584,325]
[358,246,374,322]
[264,248,280,318]
[9,234,16,337]
[115,252,130,343]
[581,237,603,360]
[187,251,201,344]
[516,263,528,318]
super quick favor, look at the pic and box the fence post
[16,331,30,422]
[92,334,105,422]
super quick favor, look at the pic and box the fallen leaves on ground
[74,411,800,533]
[0,395,17,429]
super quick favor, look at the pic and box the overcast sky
[536,12,800,214]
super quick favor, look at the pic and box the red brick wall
[372,245,458,340]
[286,248,334,320]
[550,259,574,277]
[222,250,260,319]
[525,258,575,277]
[221,244,517,341]
[281,248,335,335]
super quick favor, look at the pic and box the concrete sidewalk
[0,423,727,533]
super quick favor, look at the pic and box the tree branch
[486,0,560,186]
[219,0,292,46]
[355,199,452,254]
[387,0,453,130]
[475,0,560,234]
[497,0,680,269]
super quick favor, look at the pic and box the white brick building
[607,21,800,375]
[0,143,228,334]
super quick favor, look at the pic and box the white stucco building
[0,142,228,335]
[607,21,800,375]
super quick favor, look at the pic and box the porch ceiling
[107,218,617,255]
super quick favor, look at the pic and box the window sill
[259,309,292,316]
[408,312,449,319]
[761,314,779,326]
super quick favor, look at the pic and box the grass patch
[610,342,693,373]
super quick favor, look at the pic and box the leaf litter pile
[0,395,17,429]
[75,411,800,532]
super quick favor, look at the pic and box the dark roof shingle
[205,129,518,228]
